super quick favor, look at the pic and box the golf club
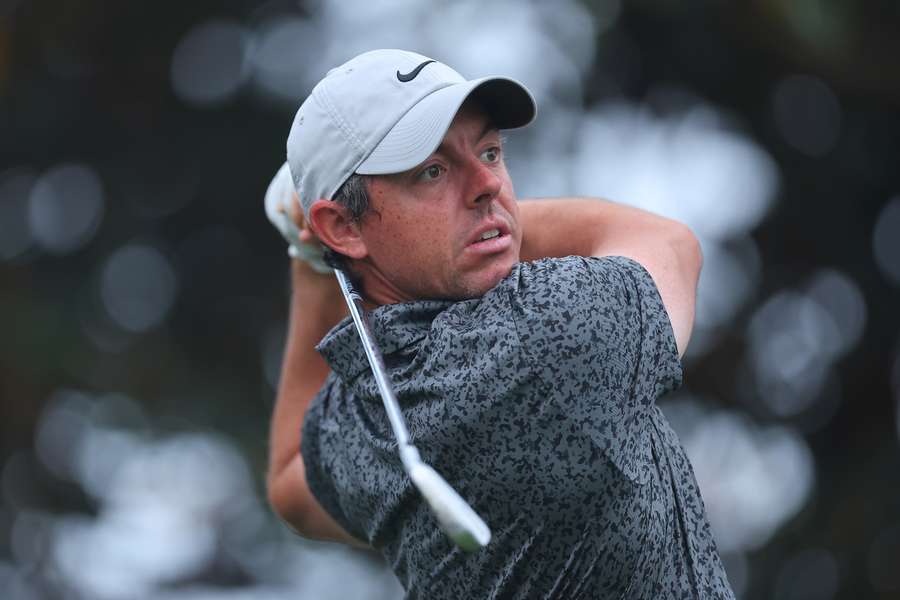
[334,269,491,552]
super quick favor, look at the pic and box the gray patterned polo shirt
[302,256,735,599]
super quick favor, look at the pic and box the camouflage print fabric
[302,256,735,599]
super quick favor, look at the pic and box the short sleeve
[300,374,368,542]
[509,255,683,482]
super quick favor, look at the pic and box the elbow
[670,221,703,276]
[668,222,702,357]
[266,463,314,537]
[266,473,290,522]
[266,461,364,547]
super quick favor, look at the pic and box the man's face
[354,101,522,303]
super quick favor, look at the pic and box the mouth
[466,223,513,255]
[478,228,501,242]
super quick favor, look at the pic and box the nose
[464,157,502,209]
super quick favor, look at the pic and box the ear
[307,199,368,259]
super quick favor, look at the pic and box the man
[266,49,735,598]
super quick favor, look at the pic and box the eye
[480,146,501,163]
[418,164,444,181]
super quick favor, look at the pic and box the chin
[461,259,516,298]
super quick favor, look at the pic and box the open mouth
[467,228,511,254]
[478,228,500,242]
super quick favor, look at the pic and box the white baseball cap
[286,49,536,217]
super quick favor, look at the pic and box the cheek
[500,182,520,228]
[378,211,445,262]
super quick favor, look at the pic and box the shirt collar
[317,299,453,382]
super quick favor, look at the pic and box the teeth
[480,229,500,240]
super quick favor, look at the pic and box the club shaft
[335,270,414,453]
[334,269,491,551]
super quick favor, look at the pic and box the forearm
[266,260,362,545]
[519,197,689,261]
[518,197,701,356]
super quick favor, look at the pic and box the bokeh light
[250,16,324,104]
[873,196,900,287]
[568,103,778,241]
[0,168,36,261]
[171,20,251,106]
[744,268,866,424]
[691,237,762,356]
[662,398,815,554]
[805,269,867,354]
[29,390,403,599]
[34,389,93,482]
[28,163,105,255]
[99,243,178,333]
[771,74,842,157]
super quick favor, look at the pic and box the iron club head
[407,461,491,552]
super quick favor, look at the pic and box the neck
[345,259,411,309]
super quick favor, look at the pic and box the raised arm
[518,197,702,357]
[266,259,363,546]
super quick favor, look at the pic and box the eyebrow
[479,122,500,141]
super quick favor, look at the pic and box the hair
[321,173,372,271]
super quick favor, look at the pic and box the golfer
[266,49,735,599]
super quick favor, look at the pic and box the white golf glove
[264,163,331,273]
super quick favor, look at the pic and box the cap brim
[356,76,536,175]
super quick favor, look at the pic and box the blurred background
[2,0,899,598]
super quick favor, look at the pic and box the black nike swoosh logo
[396,60,436,82]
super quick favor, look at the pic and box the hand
[284,192,316,244]
[265,163,331,273]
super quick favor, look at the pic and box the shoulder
[502,255,659,312]
[497,257,678,374]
